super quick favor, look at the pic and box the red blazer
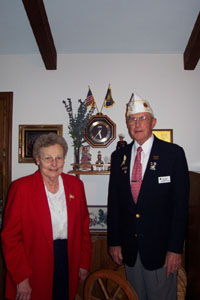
[1,170,92,300]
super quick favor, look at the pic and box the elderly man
[107,94,189,300]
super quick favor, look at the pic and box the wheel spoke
[97,278,110,299]
[113,286,122,299]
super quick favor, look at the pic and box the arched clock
[84,113,116,148]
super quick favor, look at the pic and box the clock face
[84,114,116,147]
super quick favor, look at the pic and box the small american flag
[85,87,96,107]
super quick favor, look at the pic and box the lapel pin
[69,194,75,201]
[121,155,127,166]
[150,162,157,171]
[153,155,159,160]
[122,166,128,174]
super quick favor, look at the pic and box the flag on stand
[85,87,96,107]
[104,84,115,108]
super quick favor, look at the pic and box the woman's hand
[79,268,88,282]
[15,278,32,300]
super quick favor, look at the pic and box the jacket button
[136,213,141,218]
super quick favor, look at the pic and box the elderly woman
[1,133,92,300]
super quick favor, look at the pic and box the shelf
[68,170,110,175]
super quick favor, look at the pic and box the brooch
[122,166,128,174]
[121,155,127,166]
[69,194,75,201]
[150,162,157,171]
[153,155,159,160]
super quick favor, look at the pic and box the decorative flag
[85,87,96,107]
[104,84,115,108]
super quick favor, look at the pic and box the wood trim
[22,0,57,70]
[0,92,13,207]
[184,12,200,70]
[0,92,13,299]
[68,170,110,176]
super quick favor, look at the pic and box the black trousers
[52,239,69,300]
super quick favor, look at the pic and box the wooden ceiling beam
[22,0,57,70]
[184,12,200,70]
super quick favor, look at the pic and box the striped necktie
[131,147,143,203]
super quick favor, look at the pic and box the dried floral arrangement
[62,98,95,163]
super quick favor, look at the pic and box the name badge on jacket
[158,176,171,184]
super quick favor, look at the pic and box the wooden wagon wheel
[84,269,139,300]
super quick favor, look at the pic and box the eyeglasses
[40,156,64,164]
[128,115,151,124]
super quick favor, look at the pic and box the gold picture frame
[152,129,173,143]
[18,124,63,163]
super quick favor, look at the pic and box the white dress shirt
[45,176,68,240]
[130,135,154,182]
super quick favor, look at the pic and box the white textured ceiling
[0,0,200,55]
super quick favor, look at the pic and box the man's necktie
[131,147,143,203]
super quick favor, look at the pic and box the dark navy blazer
[107,136,189,270]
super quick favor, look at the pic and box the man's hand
[109,246,123,265]
[79,268,88,282]
[15,278,32,300]
[164,251,182,277]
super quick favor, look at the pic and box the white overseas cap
[126,93,154,117]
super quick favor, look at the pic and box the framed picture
[152,129,173,143]
[18,124,63,163]
[88,205,107,232]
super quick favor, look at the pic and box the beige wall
[0,53,199,204]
